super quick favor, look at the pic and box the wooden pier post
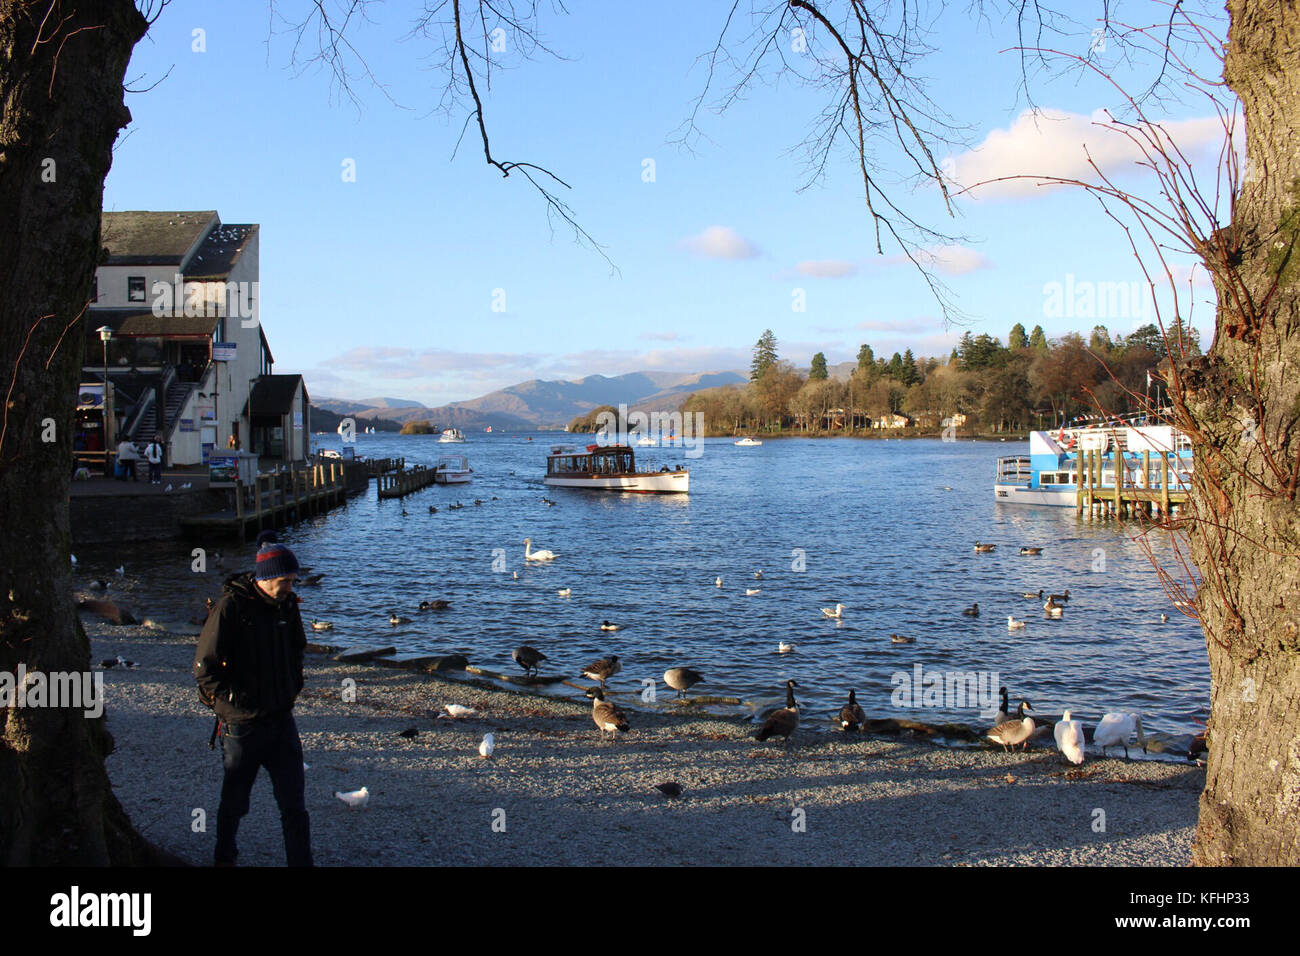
[1161,452,1170,516]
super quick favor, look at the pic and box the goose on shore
[987,704,1036,752]
[994,687,1011,724]
[1019,547,1043,555]
[821,603,845,619]
[664,666,703,698]
[962,603,980,617]
[512,645,547,677]
[756,680,799,745]
[973,542,996,553]
[590,687,630,741]
[1054,710,1085,764]
[524,538,557,562]
[581,655,621,689]
[1094,713,1147,758]
[1022,589,1044,600]
[839,689,865,732]
[1007,616,1026,630]
[890,633,915,644]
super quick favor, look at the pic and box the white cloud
[855,317,946,334]
[639,330,685,342]
[899,244,992,275]
[680,226,761,260]
[795,260,858,278]
[945,108,1228,199]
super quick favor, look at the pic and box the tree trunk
[1182,0,1300,866]
[0,0,156,864]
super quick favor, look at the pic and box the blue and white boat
[995,420,1193,507]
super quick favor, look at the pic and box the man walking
[194,539,312,866]
[144,434,164,485]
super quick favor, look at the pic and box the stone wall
[71,489,229,546]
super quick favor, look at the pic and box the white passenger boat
[734,437,762,446]
[433,454,473,484]
[545,444,689,494]
[438,428,466,443]
[635,435,656,447]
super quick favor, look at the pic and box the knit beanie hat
[254,542,299,581]
[255,529,279,545]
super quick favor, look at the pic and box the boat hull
[994,483,1076,507]
[433,473,472,484]
[545,472,689,494]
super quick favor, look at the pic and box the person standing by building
[144,435,164,485]
[193,540,312,867]
[115,437,140,481]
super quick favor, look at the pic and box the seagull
[746,587,761,596]
[591,687,630,741]
[715,576,723,588]
[557,588,572,597]
[442,704,478,719]
[1054,710,1086,764]
[754,570,763,580]
[778,641,795,654]
[479,733,495,759]
[821,603,845,619]
[334,787,370,808]
[114,565,125,575]
[1007,616,1026,630]
[512,645,547,677]
[581,655,622,689]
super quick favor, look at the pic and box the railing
[995,456,1032,484]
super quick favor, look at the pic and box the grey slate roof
[100,211,217,265]
[185,223,258,280]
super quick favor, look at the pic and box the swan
[1094,713,1147,758]
[524,538,557,562]
[746,587,761,596]
[777,641,795,654]
[821,603,845,619]
[1007,616,1026,630]
[1054,710,1085,764]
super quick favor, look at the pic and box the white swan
[1054,710,1085,764]
[1095,713,1146,758]
[524,538,557,562]
[1007,616,1026,630]
[821,603,845,619]
[746,587,761,596]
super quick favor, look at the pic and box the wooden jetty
[1075,448,1191,519]
[368,456,404,476]
[377,464,437,499]
[180,462,348,540]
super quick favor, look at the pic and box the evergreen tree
[856,343,874,371]
[751,329,778,382]
[886,352,905,380]
[1028,325,1049,352]
[809,351,829,380]
[901,348,919,385]
[1009,322,1028,350]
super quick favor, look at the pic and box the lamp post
[96,326,113,471]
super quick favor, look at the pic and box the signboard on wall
[179,418,196,432]
[77,383,105,410]
[212,342,237,362]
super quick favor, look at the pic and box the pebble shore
[90,619,1203,866]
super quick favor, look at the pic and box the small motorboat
[433,455,473,484]
[438,428,466,443]
[734,437,763,447]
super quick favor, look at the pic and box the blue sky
[104,0,1229,405]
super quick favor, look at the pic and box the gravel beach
[90,618,1203,867]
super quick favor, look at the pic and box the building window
[128,276,146,302]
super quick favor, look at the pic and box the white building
[82,211,309,465]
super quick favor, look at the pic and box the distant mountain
[307,404,404,433]
[314,396,430,420]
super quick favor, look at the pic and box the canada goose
[778,641,796,654]
[398,727,419,738]
[715,576,723,588]
[590,687,630,741]
[599,620,621,631]
[1094,713,1147,758]
[389,612,412,625]
[987,704,1036,752]
[1022,589,1044,600]
[524,538,557,562]
[1019,547,1043,555]
[664,666,703,698]
[418,599,450,611]
[890,633,915,644]
[1049,589,1071,603]
[973,542,996,553]
[746,587,761,596]
[994,687,1011,724]
[1054,710,1085,764]
[581,655,622,689]
[821,603,845,619]
[756,680,799,745]
[839,689,865,732]
[512,645,547,677]
[1043,597,1064,618]
[1007,616,1026,630]
[962,603,980,617]
[654,781,683,798]
[310,620,333,632]
[557,587,572,597]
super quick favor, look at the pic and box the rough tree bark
[0,0,155,864]
[1181,0,1300,865]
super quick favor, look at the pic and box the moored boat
[545,444,689,494]
[438,428,466,443]
[433,455,473,484]
[734,437,762,446]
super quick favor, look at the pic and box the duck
[962,603,980,617]
[512,645,547,677]
[389,612,412,625]
[987,704,1036,752]
[973,542,996,553]
[1160,613,1168,623]
[754,570,764,580]
[839,689,865,732]
[524,537,557,562]
[1054,710,1086,764]
[1007,616,1026,630]
[756,680,799,745]
[1043,597,1064,618]
[1019,547,1043,555]
[777,641,795,654]
[663,666,703,698]
[1094,712,1147,759]
[300,574,325,586]
[556,587,572,597]
[745,587,761,596]
[1048,589,1071,603]
[310,620,333,632]
[820,603,845,619]
[714,576,723,588]
[428,505,438,514]
[473,498,483,506]
[1022,589,1044,600]
[581,655,621,689]
[890,633,915,644]
[590,687,630,741]
[418,599,450,611]
[599,620,621,631]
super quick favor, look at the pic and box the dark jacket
[194,572,306,724]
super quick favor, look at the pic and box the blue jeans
[215,712,312,866]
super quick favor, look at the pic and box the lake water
[79,432,1210,746]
